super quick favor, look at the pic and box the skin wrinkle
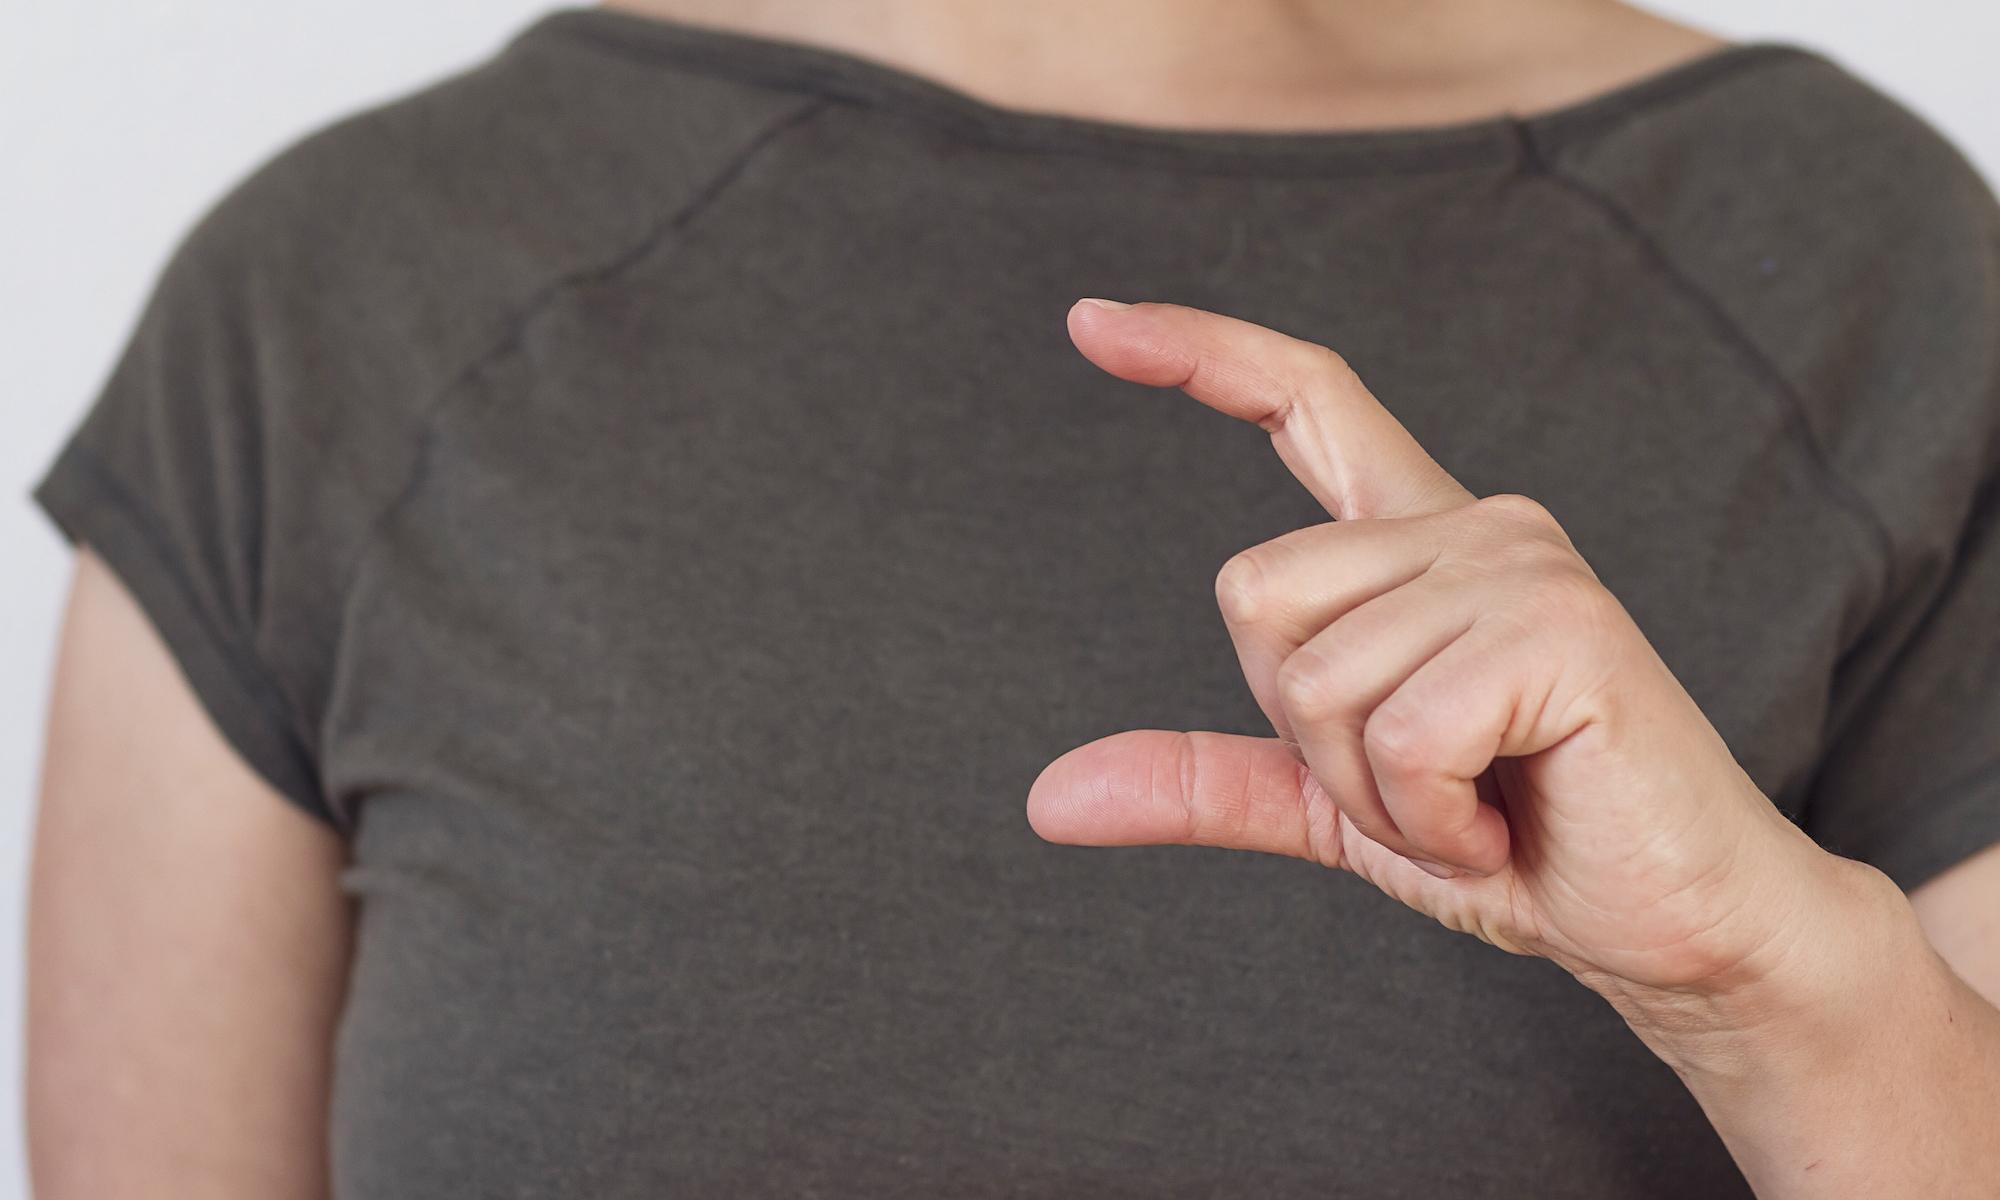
[1540,801,1753,983]
[1587,864,1851,1064]
[1172,729,1204,848]
[1298,763,1345,870]
[1233,736,1264,852]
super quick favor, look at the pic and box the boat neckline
[517,5,1822,175]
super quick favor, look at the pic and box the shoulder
[87,16,833,729]
[1534,43,1996,251]
[164,19,824,380]
[1534,45,2000,578]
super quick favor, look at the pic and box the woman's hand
[1028,299,1866,1021]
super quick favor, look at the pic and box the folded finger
[1361,620,1520,876]
[1216,513,1454,739]
[1277,569,1481,867]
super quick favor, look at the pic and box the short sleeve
[32,191,340,827]
[29,28,837,833]
[1801,455,2000,894]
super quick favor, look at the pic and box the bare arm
[1638,850,2000,1198]
[28,548,353,1198]
[1910,843,2000,1004]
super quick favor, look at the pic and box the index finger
[1067,299,1474,521]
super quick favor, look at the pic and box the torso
[281,11,1914,1195]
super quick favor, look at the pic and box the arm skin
[1653,841,2000,1198]
[1028,299,2000,1198]
[27,548,352,1198]
[1911,843,2000,1005]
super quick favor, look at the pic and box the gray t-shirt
[33,7,2000,1196]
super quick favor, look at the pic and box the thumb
[1026,728,1335,862]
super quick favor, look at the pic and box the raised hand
[1028,299,1854,1009]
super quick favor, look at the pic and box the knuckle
[1304,340,1358,385]
[1275,647,1346,725]
[1265,342,1360,428]
[1213,550,1268,626]
[1526,564,1612,626]
[1492,537,1578,584]
[1361,701,1435,776]
[1475,491,1559,530]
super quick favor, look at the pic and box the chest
[317,184,1837,1197]
[322,205,1873,832]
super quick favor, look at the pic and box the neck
[597,0,1726,130]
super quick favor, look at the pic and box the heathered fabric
[31,6,2000,1195]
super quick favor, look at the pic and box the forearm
[1600,850,2000,1197]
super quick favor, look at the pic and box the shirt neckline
[516,4,1821,176]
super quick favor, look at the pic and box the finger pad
[1066,302,1193,388]
[1025,731,1185,846]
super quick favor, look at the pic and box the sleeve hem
[1821,759,2000,895]
[31,437,343,831]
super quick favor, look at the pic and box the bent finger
[1216,513,1454,738]
[1361,621,1520,876]
[1277,570,1481,866]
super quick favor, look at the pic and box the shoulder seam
[1512,121,1899,611]
[314,95,830,820]
[1524,46,1832,161]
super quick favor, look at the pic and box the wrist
[1588,837,1925,1083]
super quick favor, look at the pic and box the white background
[1,3,1995,1194]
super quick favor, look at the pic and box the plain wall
[1,3,1994,1195]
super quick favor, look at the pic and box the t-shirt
[32,6,2000,1196]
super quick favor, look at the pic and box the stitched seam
[316,96,829,798]
[1801,460,2000,832]
[530,12,1822,183]
[1514,123,1899,609]
[1523,48,1831,161]
[537,23,1516,180]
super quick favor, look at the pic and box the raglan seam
[1512,121,1901,618]
[1800,456,2000,855]
[1521,49,1835,163]
[314,95,830,822]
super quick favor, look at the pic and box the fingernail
[1410,857,1460,880]
[1077,297,1132,311]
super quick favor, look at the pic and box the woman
[27,0,2000,1194]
